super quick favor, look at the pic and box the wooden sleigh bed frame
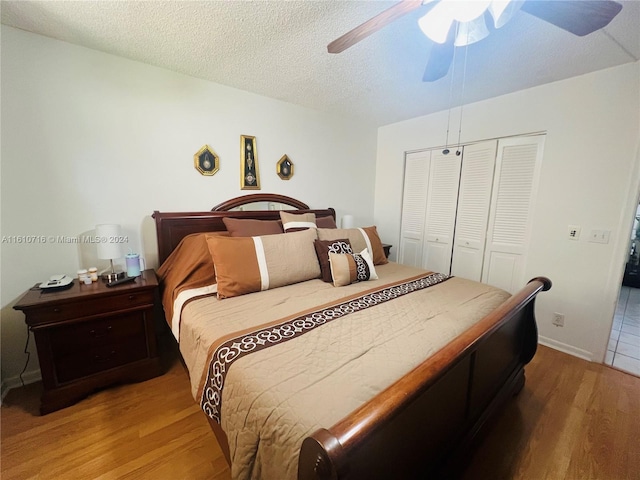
[152,193,551,480]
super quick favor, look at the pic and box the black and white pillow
[329,248,378,287]
[314,239,353,282]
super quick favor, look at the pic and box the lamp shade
[341,215,355,229]
[95,224,123,260]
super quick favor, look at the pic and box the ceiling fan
[328,0,623,82]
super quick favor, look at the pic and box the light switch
[568,225,581,241]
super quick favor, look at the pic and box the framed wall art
[277,155,294,180]
[240,135,260,190]
[194,145,219,176]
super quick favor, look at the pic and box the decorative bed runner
[200,272,450,423]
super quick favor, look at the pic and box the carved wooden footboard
[298,276,551,480]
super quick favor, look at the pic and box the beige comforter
[177,262,511,480]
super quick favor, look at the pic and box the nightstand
[14,270,163,414]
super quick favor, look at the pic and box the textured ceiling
[2,0,639,127]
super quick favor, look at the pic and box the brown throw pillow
[316,216,337,229]
[314,239,353,282]
[222,217,283,237]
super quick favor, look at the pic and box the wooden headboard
[152,194,336,265]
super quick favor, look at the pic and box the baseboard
[1,369,42,403]
[538,336,593,362]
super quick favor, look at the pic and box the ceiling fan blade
[423,36,455,82]
[328,0,424,54]
[521,0,623,36]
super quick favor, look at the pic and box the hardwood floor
[1,344,231,480]
[458,345,640,480]
[2,344,638,480]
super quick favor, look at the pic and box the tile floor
[605,285,640,376]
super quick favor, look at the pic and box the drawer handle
[128,295,136,301]
[90,326,113,338]
[53,308,61,313]
[94,350,116,363]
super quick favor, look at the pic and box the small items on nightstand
[88,267,98,282]
[77,269,88,283]
[106,275,137,287]
[39,274,74,291]
[125,252,141,277]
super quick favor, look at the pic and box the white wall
[375,62,640,363]
[0,26,378,390]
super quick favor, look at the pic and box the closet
[398,135,545,293]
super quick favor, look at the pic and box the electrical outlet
[568,225,581,240]
[552,313,565,327]
[588,229,611,244]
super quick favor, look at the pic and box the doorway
[605,203,640,376]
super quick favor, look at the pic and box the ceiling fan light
[418,9,454,44]
[488,0,523,28]
[455,16,490,46]
[444,0,492,23]
[488,0,510,23]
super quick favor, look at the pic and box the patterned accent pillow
[329,248,379,287]
[222,217,283,237]
[314,239,353,283]
[206,228,320,298]
[318,226,388,265]
[279,211,317,232]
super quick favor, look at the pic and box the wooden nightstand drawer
[54,332,148,383]
[49,312,148,353]
[28,290,154,325]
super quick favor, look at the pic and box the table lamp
[341,215,354,229]
[96,224,125,282]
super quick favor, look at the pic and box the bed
[152,193,551,480]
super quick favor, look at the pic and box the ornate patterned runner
[200,272,450,423]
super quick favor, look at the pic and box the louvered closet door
[482,135,545,292]
[450,141,497,281]
[398,150,431,267]
[422,150,462,274]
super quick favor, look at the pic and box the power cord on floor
[19,325,31,387]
